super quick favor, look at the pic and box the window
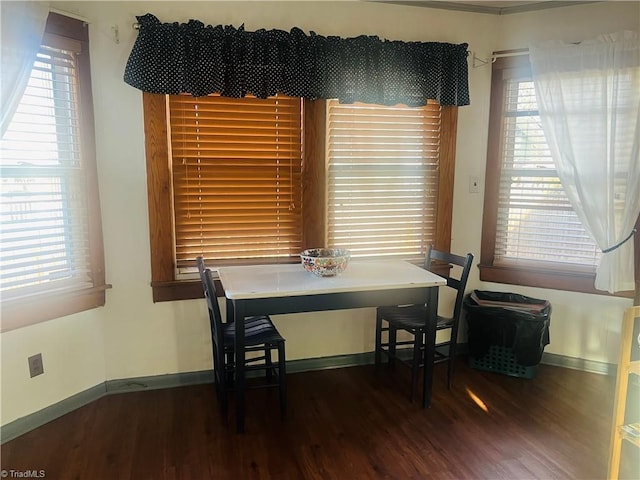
[327,100,445,262]
[480,54,631,295]
[144,96,458,302]
[0,13,106,330]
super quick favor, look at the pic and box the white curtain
[1,1,49,136]
[529,31,640,293]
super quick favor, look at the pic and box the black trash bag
[464,290,551,366]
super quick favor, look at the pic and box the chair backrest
[424,246,474,322]
[196,256,207,283]
[201,267,226,362]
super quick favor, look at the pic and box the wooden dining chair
[197,258,287,417]
[374,246,474,401]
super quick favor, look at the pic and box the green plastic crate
[469,345,538,379]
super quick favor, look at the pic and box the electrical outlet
[28,353,44,378]
[469,175,480,193]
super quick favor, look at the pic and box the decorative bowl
[300,248,351,277]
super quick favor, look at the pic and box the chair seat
[377,305,454,331]
[222,315,285,346]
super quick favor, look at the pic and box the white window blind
[327,100,442,262]
[168,94,303,267]
[0,44,93,299]
[495,76,600,268]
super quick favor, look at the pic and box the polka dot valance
[124,13,470,107]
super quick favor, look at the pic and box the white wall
[0,309,106,425]
[1,0,637,426]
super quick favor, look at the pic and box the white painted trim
[49,7,91,24]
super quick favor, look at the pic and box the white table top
[217,260,446,300]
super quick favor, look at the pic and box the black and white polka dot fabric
[124,13,470,107]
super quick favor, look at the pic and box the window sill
[0,284,111,332]
[151,280,203,302]
[478,264,633,298]
[151,279,224,302]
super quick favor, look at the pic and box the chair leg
[211,343,221,396]
[278,343,287,417]
[388,325,397,367]
[447,340,458,390]
[220,366,229,415]
[410,329,423,402]
[265,346,273,382]
[213,342,229,415]
[224,349,235,387]
[375,313,383,368]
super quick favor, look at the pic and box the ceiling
[368,1,600,15]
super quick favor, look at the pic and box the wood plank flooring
[0,360,628,479]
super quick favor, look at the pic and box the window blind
[495,78,600,268]
[327,100,441,262]
[0,45,93,298]
[168,94,303,267]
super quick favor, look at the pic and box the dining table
[217,259,447,433]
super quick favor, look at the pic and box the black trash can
[464,290,551,378]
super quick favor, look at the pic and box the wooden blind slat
[494,77,600,267]
[0,46,94,296]
[327,99,442,262]
[168,94,303,267]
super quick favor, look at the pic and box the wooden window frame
[0,13,107,332]
[479,54,637,299]
[143,95,458,301]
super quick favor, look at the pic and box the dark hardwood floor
[0,359,626,479]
